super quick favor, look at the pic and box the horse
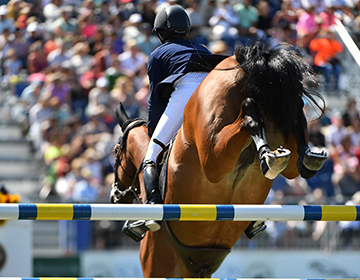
[111,41,328,277]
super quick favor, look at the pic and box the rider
[130,5,265,239]
[142,5,225,231]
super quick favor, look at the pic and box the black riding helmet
[153,5,191,44]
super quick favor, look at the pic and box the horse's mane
[234,41,325,137]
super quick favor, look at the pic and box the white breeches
[145,72,208,163]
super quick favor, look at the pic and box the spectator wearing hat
[0,5,16,34]
[25,21,43,46]
[87,77,110,111]
[122,13,142,42]
[44,0,63,26]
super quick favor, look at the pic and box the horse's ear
[116,102,131,131]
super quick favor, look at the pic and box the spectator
[136,22,160,56]
[209,0,239,48]
[256,0,273,36]
[309,29,343,91]
[122,13,142,42]
[47,38,73,67]
[78,11,98,40]
[70,41,93,77]
[86,76,110,118]
[324,111,348,148]
[234,0,259,43]
[110,75,137,118]
[44,72,71,107]
[2,48,22,82]
[27,40,48,74]
[71,166,99,202]
[296,4,321,49]
[0,5,16,34]
[43,0,63,26]
[139,0,156,28]
[342,97,359,128]
[332,135,360,197]
[51,6,78,37]
[117,38,148,77]
[93,39,114,72]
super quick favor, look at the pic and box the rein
[112,119,147,204]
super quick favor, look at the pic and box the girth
[164,221,231,277]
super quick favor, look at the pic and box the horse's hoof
[302,149,328,171]
[261,147,291,180]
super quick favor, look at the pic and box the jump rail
[0,204,359,221]
[1,278,359,280]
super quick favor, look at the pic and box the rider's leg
[142,72,208,232]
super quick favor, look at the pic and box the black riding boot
[143,160,162,204]
[121,160,162,241]
[142,160,162,232]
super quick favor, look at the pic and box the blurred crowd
[0,0,360,248]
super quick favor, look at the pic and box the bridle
[111,119,147,204]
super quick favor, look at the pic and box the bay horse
[111,41,327,277]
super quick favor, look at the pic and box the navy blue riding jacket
[147,39,226,137]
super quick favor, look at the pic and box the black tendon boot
[142,160,162,232]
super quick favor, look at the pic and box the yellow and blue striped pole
[0,204,359,221]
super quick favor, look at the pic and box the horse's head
[111,102,148,203]
[234,41,324,138]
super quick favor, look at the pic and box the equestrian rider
[140,6,265,238]
[142,5,224,231]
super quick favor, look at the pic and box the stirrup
[244,221,267,239]
[122,219,161,242]
[122,220,148,242]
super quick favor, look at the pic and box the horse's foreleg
[242,98,291,180]
[296,110,328,179]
